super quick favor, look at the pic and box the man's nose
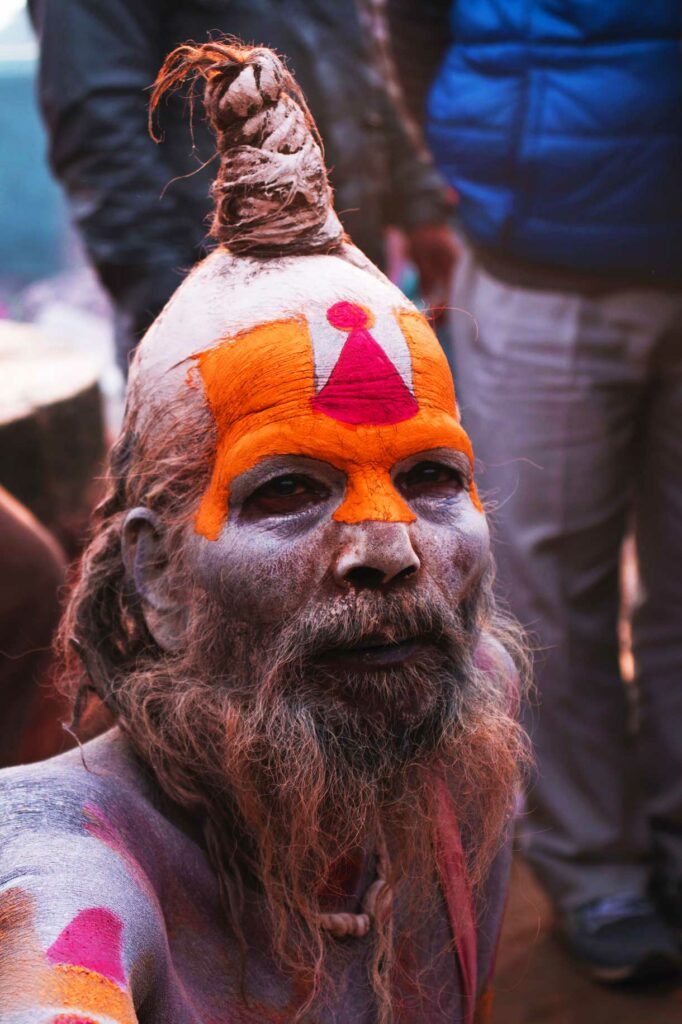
[333,523,421,590]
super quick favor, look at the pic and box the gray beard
[113,573,486,843]
[111,561,524,1014]
[190,577,481,782]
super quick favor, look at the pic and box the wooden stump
[0,321,106,556]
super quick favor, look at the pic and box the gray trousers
[450,246,682,911]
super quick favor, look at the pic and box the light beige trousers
[450,245,682,911]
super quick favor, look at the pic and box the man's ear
[121,507,187,653]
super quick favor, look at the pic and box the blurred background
[0,0,119,768]
[0,0,123,433]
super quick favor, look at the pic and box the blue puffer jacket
[426,1,682,280]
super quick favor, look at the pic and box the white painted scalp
[129,244,418,419]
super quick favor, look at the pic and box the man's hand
[406,223,460,322]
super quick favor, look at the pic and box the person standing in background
[29,0,458,374]
[388,0,682,984]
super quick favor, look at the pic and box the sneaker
[559,894,682,984]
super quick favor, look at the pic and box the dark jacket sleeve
[372,0,453,231]
[28,0,204,335]
[386,0,451,127]
[380,89,453,231]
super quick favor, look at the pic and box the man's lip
[315,636,430,670]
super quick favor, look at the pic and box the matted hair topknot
[150,37,346,257]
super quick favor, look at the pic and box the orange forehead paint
[193,301,480,540]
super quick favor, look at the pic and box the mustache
[260,583,473,670]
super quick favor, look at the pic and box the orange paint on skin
[194,305,481,541]
[44,964,137,1024]
[0,888,136,1023]
[0,887,52,1009]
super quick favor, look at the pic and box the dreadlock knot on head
[205,49,284,120]
[150,38,345,257]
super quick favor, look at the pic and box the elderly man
[0,42,525,1023]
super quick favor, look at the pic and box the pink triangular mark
[47,907,126,986]
[313,327,418,425]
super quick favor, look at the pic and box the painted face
[192,299,481,541]
[180,294,489,666]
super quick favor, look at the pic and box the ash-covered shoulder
[0,731,175,1009]
[0,729,152,825]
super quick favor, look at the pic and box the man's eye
[397,461,465,500]
[243,475,329,517]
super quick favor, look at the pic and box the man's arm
[386,0,451,127]
[369,0,458,311]
[381,98,459,310]
[0,770,163,1022]
[28,0,204,349]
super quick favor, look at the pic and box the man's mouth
[314,635,432,671]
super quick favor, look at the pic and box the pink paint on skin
[47,906,126,987]
[313,302,419,425]
[83,802,154,897]
[52,1017,98,1024]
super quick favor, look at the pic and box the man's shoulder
[0,727,207,904]
[0,728,155,833]
[0,732,175,1009]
